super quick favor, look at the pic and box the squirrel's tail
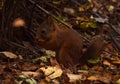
[80,37,105,64]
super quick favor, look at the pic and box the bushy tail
[80,37,105,64]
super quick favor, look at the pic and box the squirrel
[36,17,105,68]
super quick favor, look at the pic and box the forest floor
[0,0,120,84]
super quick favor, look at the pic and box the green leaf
[53,1,61,5]
[16,75,26,80]
[90,22,97,28]
[88,56,100,64]
[25,78,37,84]
[0,2,3,10]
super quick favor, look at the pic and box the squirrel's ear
[47,16,59,31]
[46,16,54,26]
[52,20,59,31]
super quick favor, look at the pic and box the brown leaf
[112,60,120,65]
[103,60,111,66]
[21,62,38,71]
[87,76,97,80]
[22,71,40,77]
[38,79,49,84]
[67,73,84,82]
[0,51,17,59]
[40,66,63,79]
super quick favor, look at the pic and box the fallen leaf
[25,78,37,84]
[87,76,97,80]
[21,62,37,71]
[67,73,84,82]
[64,7,75,15]
[91,65,103,71]
[116,79,120,84]
[16,75,37,84]
[22,71,40,77]
[97,72,112,84]
[40,66,63,79]
[46,50,56,57]
[16,75,26,79]
[94,17,108,23]
[112,0,117,2]
[112,60,120,65]
[108,5,114,12]
[87,56,100,64]
[112,75,120,84]
[77,70,88,73]
[103,60,111,66]
[52,79,60,84]
[38,79,49,84]
[0,51,17,59]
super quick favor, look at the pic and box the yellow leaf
[108,5,114,12]
[79,7,84,12]
[112,60,120,65]
[87,76,97,80]
[40,66,63,79]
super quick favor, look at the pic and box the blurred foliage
[52,0,61,5]
[0,1,3,10]
[76,16,97,30]
[79,1,93,12]
[87,56,100,64]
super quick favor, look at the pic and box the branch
[29,0,120,57]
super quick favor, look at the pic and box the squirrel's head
[36,16,58,42]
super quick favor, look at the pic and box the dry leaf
[94,17,108,23]
[64,7,75,15]
[103,60,111,66]
[67,73,84,82]
[22,71,40,77]
[21,63,37,71]
[40,66,63,79]
[116,79,120,84]
[112,60,120,65]
[0,51,17,59]
[97,72,112,84]
[87,76,97,80]
[46,50,56,57]
[38,79,49,84]
[108,5,114,12]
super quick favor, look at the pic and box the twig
[29,0,120,57]
[106,22,120,35]
[8,41,40,56]
[43,0,61,13]
[70,0,88,8]
[110,32,120,50]
[29,0,72,29]
[103,50,120,57]
[28,0,90,42]
[89,7,120,35]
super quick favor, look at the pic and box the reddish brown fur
[36,17,104,68]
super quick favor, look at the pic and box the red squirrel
[36,17,105,68]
